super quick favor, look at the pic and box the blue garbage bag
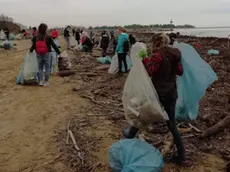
[16,64,25,85]
[174,42,218,121]
[109,139,164,172]
[97,56,112,64]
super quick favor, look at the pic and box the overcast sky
[1,0,230,27]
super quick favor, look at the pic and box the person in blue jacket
[116,27,129,73]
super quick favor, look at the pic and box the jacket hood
[120,33,129,39]
[158,46,181,62]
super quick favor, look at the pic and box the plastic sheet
[108,54,132,74]
[109,139,164,172]
[122,43,168,128]
[16,64,25,85]
[175,42,218,121]
[23,51,38,81]
[96,56,112,64]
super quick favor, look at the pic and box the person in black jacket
[75,29,80,45]
[100,31,110,57]
[30,23,61,86]
[82,37,93,52]
[64,26,71,49]
[3,27,10,40]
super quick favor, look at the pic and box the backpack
[123,40,130,53]
[35,35,48,54]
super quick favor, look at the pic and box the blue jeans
[37,53,50,82]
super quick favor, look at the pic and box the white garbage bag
[23,51,38,81]
[122,44,168,128]
[108,54,119,74]
[108,54,132,74]
[130,42,147,60]
[0,30,6,40]
[70,36,77,47]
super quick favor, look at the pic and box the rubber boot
[122,126,139,139]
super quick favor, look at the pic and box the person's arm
[177,62,183,76]
[142,52,163,77]
[50,37,61,54]
[29,37,36,52]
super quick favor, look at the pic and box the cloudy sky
[1,0,230,27]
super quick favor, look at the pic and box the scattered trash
[0,30,6,40]
[109,139,164,172]
[208,49,219,55]
[58,51,72,71]
[96,56,112,64]
[9,33,15,40]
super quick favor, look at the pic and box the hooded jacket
[116,33,129,53]
[143,46,183,99]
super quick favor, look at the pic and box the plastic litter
[23,51,39,82]
[9,33,15,40]
[175,42,218,121]
[58,51,72,70]
[16,64,25,85]
[1,40,12,50]
[96,56,112,64]
[122,43,168,128]
[0,30,6,40]
[109,139,164,172]
[108,54,132,74]
[207,49,219,55]
[70,36,77,47]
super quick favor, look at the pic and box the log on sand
[201,115,230,138]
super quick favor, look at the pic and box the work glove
[137,49,147,60]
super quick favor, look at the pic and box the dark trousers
[101,48,107,57]
[76,39,80,45]
[118,53,128,72]
[160,96,185,161]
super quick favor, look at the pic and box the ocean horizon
[173,27,230,38]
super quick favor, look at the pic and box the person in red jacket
[123,33,186,164]
[52,29,58,39]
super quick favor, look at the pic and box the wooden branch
[188,123,202,133]
[201,115,230,138]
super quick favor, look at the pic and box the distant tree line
[0,14,14,22]
[89,24,195,30]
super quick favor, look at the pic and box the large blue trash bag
[16,64,25,85]
[174,42,218,121]
[109,139,164,172]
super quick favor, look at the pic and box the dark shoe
[122,126,139,139]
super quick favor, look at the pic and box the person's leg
[161,97,186,162]
[37,54,44,85]
[44,53,51,85]
[117,53,123,73]
[121,53,128,72]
